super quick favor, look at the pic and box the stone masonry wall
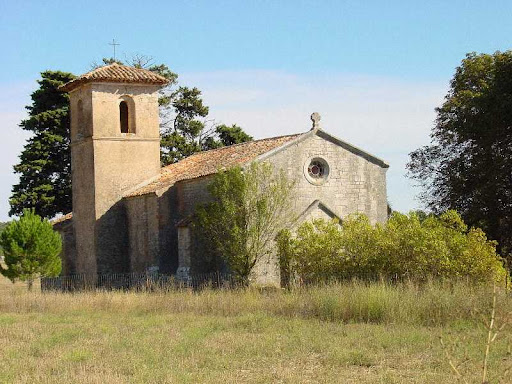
[126,194,160,272]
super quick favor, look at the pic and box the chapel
[53,63,389,286]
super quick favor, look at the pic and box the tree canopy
[0,209,62,290]
[407,51,512,256]
[10,57,252,218]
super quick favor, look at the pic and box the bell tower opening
[77,99,84,137]
[120,101,129,133]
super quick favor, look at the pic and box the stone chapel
[53,63,389,286]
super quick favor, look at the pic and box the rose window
[308,160,325,178]
[304,157,330,185]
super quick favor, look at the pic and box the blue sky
[1,1,511,220]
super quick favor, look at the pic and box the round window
[308,160,325,178]
[304,157,330,185]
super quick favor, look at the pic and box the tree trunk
[27,279,33,291]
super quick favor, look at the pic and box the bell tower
[60,64,168,275]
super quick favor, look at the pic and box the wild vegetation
[278,211,508,286]
[1,277,511,383]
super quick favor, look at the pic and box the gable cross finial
[109,39,120,60]
[311,112,321,130]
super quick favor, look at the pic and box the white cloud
[181,70,447,213]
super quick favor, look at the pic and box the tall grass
[1,280,508,327]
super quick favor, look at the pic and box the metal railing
[41,271,235,292]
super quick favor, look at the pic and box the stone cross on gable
[311,112,321,130]
[109,39,120,60]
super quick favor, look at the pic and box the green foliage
[279,211,507,285]
[0,210,62,288]
[215,124,253,147]
[407,51,512,256]
[10,71,75,219]
[195,162,295,282]
[0,222,7,256]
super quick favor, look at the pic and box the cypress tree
[10,71,75,218]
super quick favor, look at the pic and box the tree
[0,209,62,290]
[194,162,295,283]
[10,71,75,219]
[10,57,252,218]
[407,51,512,256]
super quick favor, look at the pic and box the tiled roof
[126,133,303,197]
[59,63,169,92]
[51,212,73,227]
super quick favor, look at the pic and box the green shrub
[279,210,507,284]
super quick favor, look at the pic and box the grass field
[1,276,511,383]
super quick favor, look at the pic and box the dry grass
[1,276,511,383]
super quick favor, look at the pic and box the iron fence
[41,272,236,292]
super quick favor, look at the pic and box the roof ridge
[161,132,305,172]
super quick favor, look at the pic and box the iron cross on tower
[109,39,120,60]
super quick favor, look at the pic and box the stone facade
[55,64,389,287]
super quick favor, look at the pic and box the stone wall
[126,194,160,272]
[177,176,214,217]
[55,222,77,275]
[157,186,179,274]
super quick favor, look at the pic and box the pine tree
[10,71,75,218]
[0,209,62,290]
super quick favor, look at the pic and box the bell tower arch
[60,63,168,275]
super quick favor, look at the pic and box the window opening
[120,101,129,133]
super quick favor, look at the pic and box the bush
[279,211,507,285]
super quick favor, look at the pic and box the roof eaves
[51,213,73,229]
[123,172,166,198]
[253,131,309,163]
[316,129,389,168]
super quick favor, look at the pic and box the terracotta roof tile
[126,133,303,197]
[59,63,169,92]
[51,212,73,226]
